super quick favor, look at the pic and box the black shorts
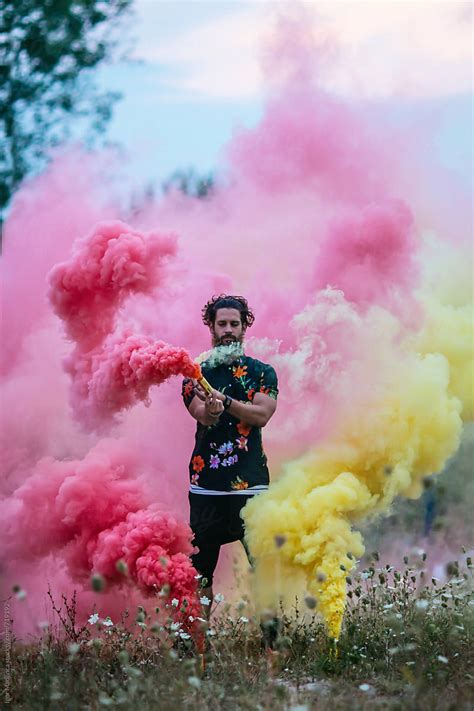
[189,493,254,587]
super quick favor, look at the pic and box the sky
[98,0,473,191]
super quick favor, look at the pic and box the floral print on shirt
[236,421,252,437]
[230,476,249,491]
[182,354,278,492]
[208,441,239,469]
[192,455,205,473]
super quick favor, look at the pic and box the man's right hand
[192,380,207,401]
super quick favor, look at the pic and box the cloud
[132,0,472,101]
[132,2,267,100]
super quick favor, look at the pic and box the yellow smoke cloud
[416,236,474,420]
[415,296,473,421]
[244,281,471,639]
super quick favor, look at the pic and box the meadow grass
[3,551,473,710]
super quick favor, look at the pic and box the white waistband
[189,484,268,496]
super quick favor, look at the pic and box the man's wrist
[206,409,222,424]
[223,395,233,410]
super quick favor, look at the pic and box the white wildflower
[170,622,181,631]
[88,613,100,625]
[239,616,249,623]
[437,655,449,664]
[359,683,371,692]
[188,615,195,622]
[214,593,225,603]
[415,599,428,610]
[200,596,211,606]
[102,617,113,627]
[171,598,179,608]
[194,573,202,580]
[179,631,191,640]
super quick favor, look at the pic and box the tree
[162,168,215,199]
[0,0,132,219]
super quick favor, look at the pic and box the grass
[3,551,473,710]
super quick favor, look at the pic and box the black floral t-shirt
[182,355,278,494]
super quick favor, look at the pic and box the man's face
[211,307,244,347]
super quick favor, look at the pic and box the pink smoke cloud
[226,88,394,206]
[0,9,470,637]
[48,221,200,430]
[48,220,176,346]
[313,199,419,312]
[2,443,201,622]
[64,332,199,428]
[0,154,116,377]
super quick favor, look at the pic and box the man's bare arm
[185,384,277,428]
[224,391,277,427]
[187,390,224,426]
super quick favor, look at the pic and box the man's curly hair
[202,294,255,330]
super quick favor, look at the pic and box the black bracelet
[223,395,233,410]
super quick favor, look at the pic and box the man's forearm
[188,399,223,426]
[225,398,270,427]
[190,398,270,427]
[188,386,275,428]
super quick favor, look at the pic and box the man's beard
[212,333,244,347]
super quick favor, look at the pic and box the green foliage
[4,555,473,709]
[162,168,215,199]
[0,0,131,214]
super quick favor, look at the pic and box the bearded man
[182,294,278,612]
